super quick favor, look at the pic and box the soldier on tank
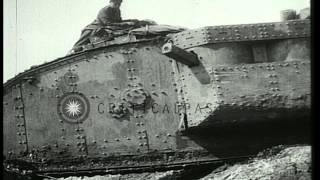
[72,0,137,52]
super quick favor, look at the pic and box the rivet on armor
[161,91,168,95]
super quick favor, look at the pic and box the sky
[3,0,310,82]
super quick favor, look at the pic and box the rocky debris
[201,145,311,180]
[52,145,311,180]
[55,170,183,180]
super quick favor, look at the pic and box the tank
[3,9,310,178]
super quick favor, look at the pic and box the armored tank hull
[3,18,310,177]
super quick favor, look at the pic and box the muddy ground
[52,145,311,180]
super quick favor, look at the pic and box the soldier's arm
[102,20,138,26]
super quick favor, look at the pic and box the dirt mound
[201,145,311,180]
